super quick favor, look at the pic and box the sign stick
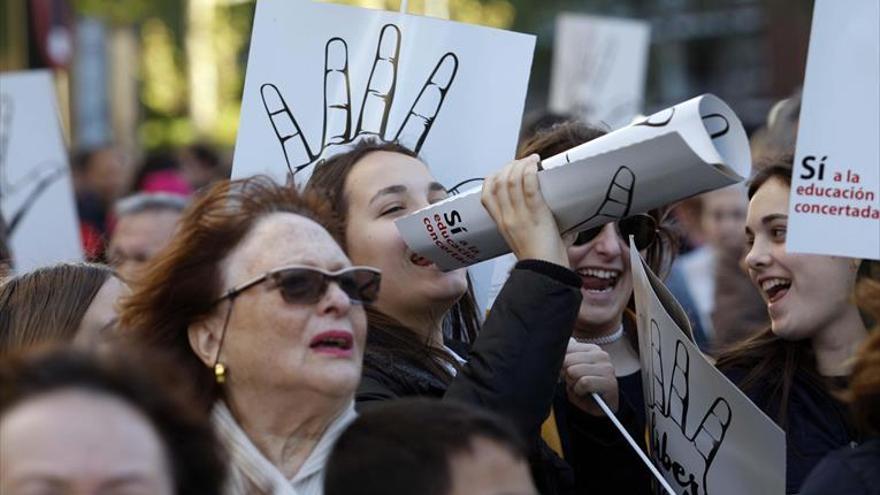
[399,0,408,13]
[591,392,676,495]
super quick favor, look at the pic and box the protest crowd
[1,1,878,495]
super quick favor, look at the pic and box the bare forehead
[747,179,790,222]
[345,151,431,196]
[224,213,349,281]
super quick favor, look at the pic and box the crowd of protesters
[1,89,878,495]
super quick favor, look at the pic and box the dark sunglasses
[572,214,658,250]
[216,265,382,305]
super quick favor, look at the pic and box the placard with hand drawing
[630,240,785,495]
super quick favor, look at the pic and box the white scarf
[213,401,357,495]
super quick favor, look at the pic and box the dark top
[554,370,653,494]
[357,259,583,495]
[799,437,880,495]
[723,369,857,494]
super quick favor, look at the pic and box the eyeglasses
[216,265,382,305]
[571,214,658,250]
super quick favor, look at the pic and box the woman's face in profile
[0,389,173,495]
[342,151,468,313]
[74,276,128,348]
[206,212,368,400]
[744,177,858,340]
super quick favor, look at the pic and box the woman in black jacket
[516,121,679,494]
[715,158,869,494]
[307,140,582,494]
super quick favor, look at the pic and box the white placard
[397,94,751,271]
[788,0,880,260]
[0,70,82,271]
[549,13,651,130]
[630,240,786,495]
[232,0,534,190]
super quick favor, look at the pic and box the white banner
[788,0,880,260]
[0,70,82,271]
[630,240,786,495]
[397,94,751,271]
[549,13,651,129]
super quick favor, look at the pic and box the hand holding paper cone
[480,155,569,267]
[396,94,752,271]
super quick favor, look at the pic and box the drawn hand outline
[0,94,68,239]
[648,319,732,495]
[260,23,459,183]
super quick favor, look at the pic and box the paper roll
[395,94,751,270]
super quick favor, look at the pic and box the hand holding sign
[563,339,619,416]
[647,320,732,495]
[260,23,458,181]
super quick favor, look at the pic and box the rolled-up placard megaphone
[396,94,751,270]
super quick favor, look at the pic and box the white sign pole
[591,393,677,495]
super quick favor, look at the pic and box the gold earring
[214,362,227,384]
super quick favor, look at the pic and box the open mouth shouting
[309,330,354,358]
[577,267,621,294]
[760,277,791,304]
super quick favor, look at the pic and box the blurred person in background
[119,177,376,494]
[670,184,765,350]
[108,192,187,282]
[0,347,225,495]
[180,142,229,191]
[71,146,130,259]
[716,159,868,493]
[325,398,537,495]
[130,149,192,196]
[749,91,801,163]
[0,262,125,354]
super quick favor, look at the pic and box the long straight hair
[307,139,481,384]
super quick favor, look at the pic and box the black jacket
[799,437,880,495]
[356,259,583,495]
[723,369,857,494]
[554,370,653,494]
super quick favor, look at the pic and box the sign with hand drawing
[630,241,785,495]
[0,70,82,271]
[232,0,535,190]
[549,13,651,130]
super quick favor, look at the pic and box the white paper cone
[395,94,750,271]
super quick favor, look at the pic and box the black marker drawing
[562,165,635,235]
[0,94,68,243]
[701,113,730,140]
[635,107,675,127]
[447,177,485,196]
[648,319,732,495]
[260,23,459,182]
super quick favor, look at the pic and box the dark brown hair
[307,139,481,383]
[0,262,115,356]
[0,347,226,494]
[117,176,339,408]
[325,398,527,495]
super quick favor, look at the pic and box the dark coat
[799,437,880,495]
[356,260,583,495]
[723,369,857,494]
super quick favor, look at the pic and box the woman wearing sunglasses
[119,177,381,495]
[308,141,582,494]
[515,121,678,494]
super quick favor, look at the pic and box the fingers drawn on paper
[261,24,459,181]
[562,165,636,235]
[648,319,732,495]
[0,94,67,239]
